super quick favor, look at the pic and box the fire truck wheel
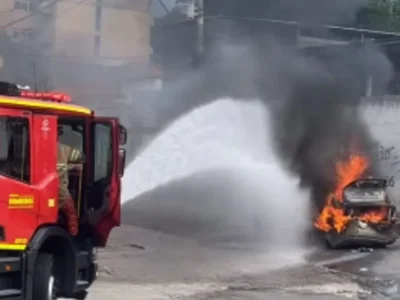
[73,290,88,300]
[32,253,57,300]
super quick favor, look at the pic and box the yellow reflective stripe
[0,96,92,115]
[70,149,79,162]
[0,244,26,251]
[56,164,68,173]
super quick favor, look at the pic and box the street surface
[74,225,400,300]
[80,165,400,300]
[85,103,400,300]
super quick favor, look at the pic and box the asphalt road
[88,100,400,300]
[83,166,400,300]
[324,243,400,299]
[70,225,400,300]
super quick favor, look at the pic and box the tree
[362,0,400,31]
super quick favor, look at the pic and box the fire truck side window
[93,123,112,182]
[0,117,30,183]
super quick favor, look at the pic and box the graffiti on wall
[371,143,395,162]
[369,143,400,187]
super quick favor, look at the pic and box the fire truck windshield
[0,117,30,183]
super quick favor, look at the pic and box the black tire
[32,253,56,300]
[74,290,88,300]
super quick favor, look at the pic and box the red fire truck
[0,82,127,300]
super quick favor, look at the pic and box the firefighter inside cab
[5,119,82,236]
[57,125,83,236]
[2,119,82,236]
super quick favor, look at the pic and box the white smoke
[122,98,270,201]
[122,98,310,251]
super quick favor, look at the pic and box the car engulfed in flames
[314,154,398,248]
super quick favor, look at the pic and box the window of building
[14,0,33,12]
[102,0,151,12]
[95,0,103,32]
[0,117,30,183]
[94,35,101,56]
[11,29,35,41]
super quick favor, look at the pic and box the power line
[55,0,150,11]
[53,0,89,18]
[228,16,400,37]
[228,16,400,47]
[0,12,36,31]
[157,0,170,14]
[0,0,89,31]
[0,9,14,14]
[154,14,222,27]
[153,13,400,50]
[156,13,400,37]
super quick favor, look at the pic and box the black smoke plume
[142,38,392,212]
[257,42,392,210]
[132,1,393,211]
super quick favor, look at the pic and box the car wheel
[32,253,57,300]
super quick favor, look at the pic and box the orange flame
[358,207,389,224]
[314,153,387,233]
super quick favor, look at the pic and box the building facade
[0,0,49,45]
[53,0,152,63]
[0,0,152,61]
[0,0,154,88]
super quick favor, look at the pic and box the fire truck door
[86,118,120,246]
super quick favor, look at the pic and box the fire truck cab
[0,82,127,299]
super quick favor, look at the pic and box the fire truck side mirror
[119,125,127,146]
[118,148,126,177]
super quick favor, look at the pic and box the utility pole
[196,0,204,56]
[94,0,103,57]
[366,76,373,97]
[194,0,204,66]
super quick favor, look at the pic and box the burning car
[314,155,398,248]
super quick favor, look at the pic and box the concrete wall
[0,0,153,87]
[54,0,152,61]
[0,1,152,61]
[0,0,27,29]
[53,2,95,57]
[0,0,34,29]
[100,7,152,60]
[358,98,400,207]
[0,0,49,41]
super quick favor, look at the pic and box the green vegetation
[363,0,400,31]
